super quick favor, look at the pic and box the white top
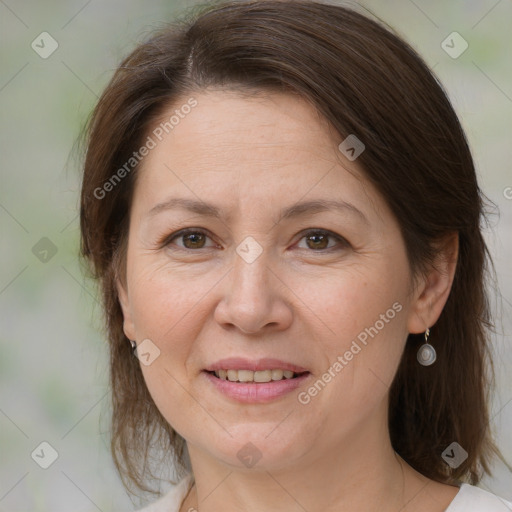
[136,474,512,511]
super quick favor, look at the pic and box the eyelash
[160,228,350,253]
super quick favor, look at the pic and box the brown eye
[305,232,329,250]
[297,229,349,252]
[182,232,207,249]
[165,229,215,250]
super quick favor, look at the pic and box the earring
[417,327,436,366]
[129,339,137,354]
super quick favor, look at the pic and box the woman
[79,1,512,510]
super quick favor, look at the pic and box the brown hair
[79,0,503,497]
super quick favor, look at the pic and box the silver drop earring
[129,339,137,354]
[417,327,436,366]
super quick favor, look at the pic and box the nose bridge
[214,236,292,333]
[231,237,272,307]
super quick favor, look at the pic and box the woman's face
[118,89,427,471]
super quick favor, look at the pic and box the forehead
[132,89,381,220]
[143,89,342,170]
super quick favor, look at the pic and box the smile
[203,357,311,402]
[212,369,303,382]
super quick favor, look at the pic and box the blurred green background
[1,0,511,510]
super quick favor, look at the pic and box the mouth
[202,358,311,403]
[207,369,308,383]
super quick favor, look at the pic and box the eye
[164,229,217,250]
[295,229,349,252]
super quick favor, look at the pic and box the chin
[192,424,314,472]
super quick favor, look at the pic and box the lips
[203,358,311,402]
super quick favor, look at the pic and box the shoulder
[134,474,194,512]
[446,483,512,511]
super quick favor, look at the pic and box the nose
[213,248,293,335]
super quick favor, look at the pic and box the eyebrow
[147,197,368,225]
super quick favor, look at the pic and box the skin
[117,89,460,512]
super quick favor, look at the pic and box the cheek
[127,256,214,340]
[127,262,215,436]
[125,259,214,410]
[304,261,409,404]
[309,261,408,347]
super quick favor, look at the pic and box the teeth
[238,370,254,382]
[213,369,299,382]
[272,369,284,381]
[254,370,272,382]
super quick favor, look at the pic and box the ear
[407,232,459,334]
[116,277,137,341]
